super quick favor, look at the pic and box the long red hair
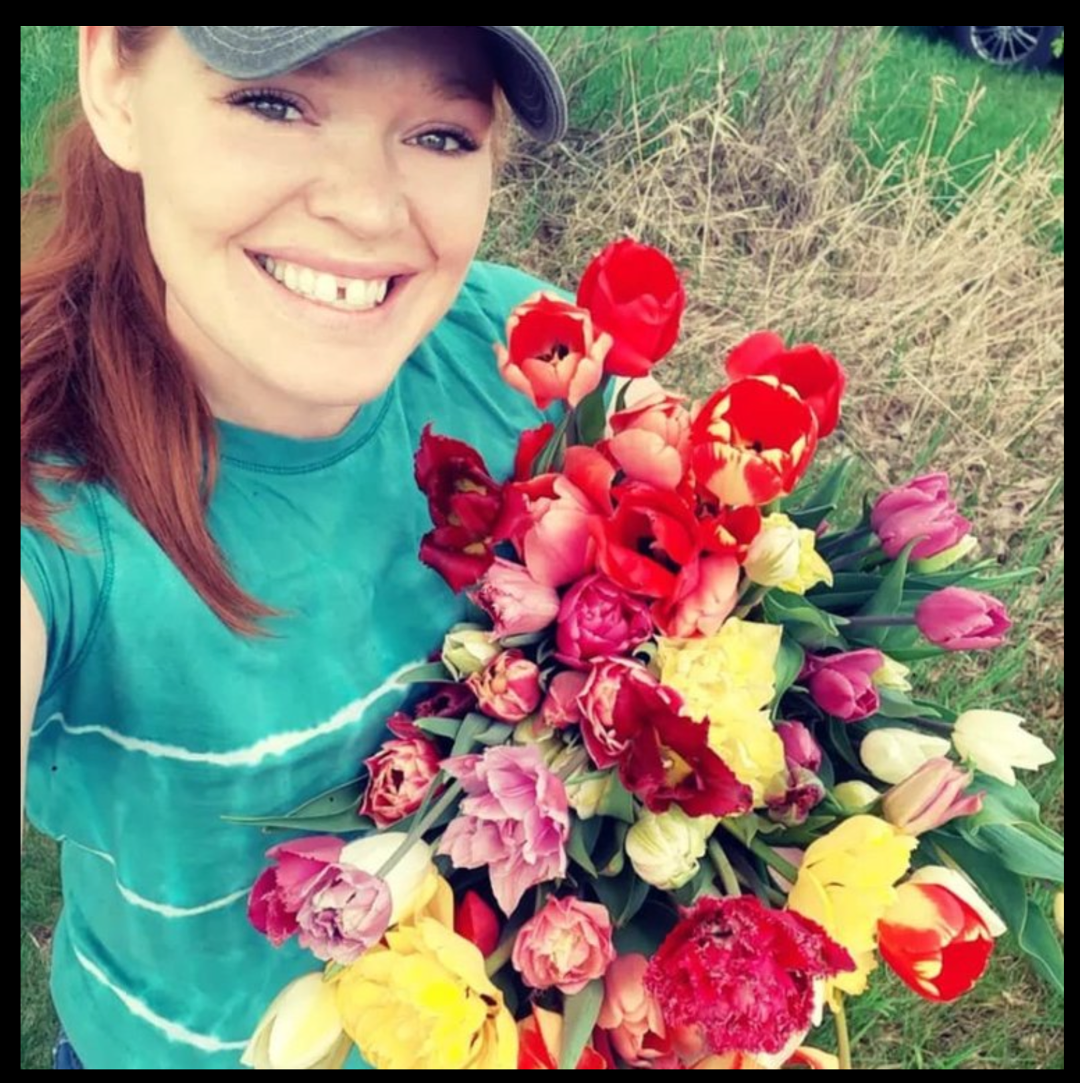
[21,27,275,634]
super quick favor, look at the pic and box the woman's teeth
[255,254,392,312]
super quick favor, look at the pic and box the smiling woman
[20,26,567,1071]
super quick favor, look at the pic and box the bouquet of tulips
[238,240,1063,1071]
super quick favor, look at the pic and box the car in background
[940,26,1063,69]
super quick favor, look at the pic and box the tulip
[953,710,1056,786]
[861,729,952,787]
[916,588,1011,652]
[442,625,500,679]
[803,650,886,723]
[878,867,1005,1002]
[242,973,352,1070]
[833,780,883,814]
[882,757,984,835]
[470,558,561,639]
[871,474,972,561]
[626,808,717,891]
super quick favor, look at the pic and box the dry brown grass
[488,25,1064,748]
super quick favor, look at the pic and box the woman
[21,26,567,1070]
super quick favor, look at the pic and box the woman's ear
[78,26,140,172]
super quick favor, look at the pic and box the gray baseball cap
[177,26,567,143]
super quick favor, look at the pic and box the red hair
[21,27,273,634]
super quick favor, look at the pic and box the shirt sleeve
[20,483,111,700]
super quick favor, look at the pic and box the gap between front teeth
[259,255,391,310]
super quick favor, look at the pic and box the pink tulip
[776,721,823,773]
[470,558,561,639]
[916,588,1012,652]
[513,897,617,995]
[598,955,680,1068]
[295,866,393,966]
[652,555,741,639]
[802,649,886,722]
[439,746,570,916]
[541,670,590,730]
[361,718,442,829]
[556,574,654,669]
[496,458,610,588]
[248,837,345,947]
[883,758,985,836]
[467,650,544,723]
[604,392,692,491]
[872,474,972,561]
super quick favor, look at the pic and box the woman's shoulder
[21,473,114,699]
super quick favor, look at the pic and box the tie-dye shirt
[22,261,553,1070]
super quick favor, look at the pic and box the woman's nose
[303,135,411,238]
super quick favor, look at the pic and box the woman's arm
[21,578,46,847]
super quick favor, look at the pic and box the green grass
[21,25,1064,1071]
[20,25,77,190]
[21,831,59,1070]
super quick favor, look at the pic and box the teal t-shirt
[22,261,557,1070]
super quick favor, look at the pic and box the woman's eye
[227,91,304,124]
[411,130,479,155]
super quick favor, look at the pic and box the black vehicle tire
[951,26,1063,69]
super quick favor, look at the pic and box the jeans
[54,1034,83,1070]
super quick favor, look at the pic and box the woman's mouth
[248,251,406,314]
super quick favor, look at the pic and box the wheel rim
[970,26,1045,64]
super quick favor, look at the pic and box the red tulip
[578,239,686,378]
[879,868,1004,1003]
[414,426,504,592]
[497,293,610,409]
[519,1007,611,1069]
[726,331,848,437]
[593,483,701,600]
[692,379,819,507]
[454,890,502,958]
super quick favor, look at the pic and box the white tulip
[242,973,352,1070]
[860,728,952,786]
[953,710,1055,787]
[627,808,717,891]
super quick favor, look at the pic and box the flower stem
[534,409,574,476]
[831,544,885,572]
[736,585,770,619]
[844,614,916,629]
[709,840,743,898]
[720,822,800,885]
[485,929,518,978]
[819,526,874,558]
[913,715,956,737]
[835,995,853,1070]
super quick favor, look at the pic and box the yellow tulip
[1054,891,1064,937]
[337,918,518,1070]
[658,619,787,804]
[788,816,917,1000]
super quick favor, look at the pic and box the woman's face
[84,27,498,436]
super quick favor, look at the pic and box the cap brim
[177,26,567,143]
